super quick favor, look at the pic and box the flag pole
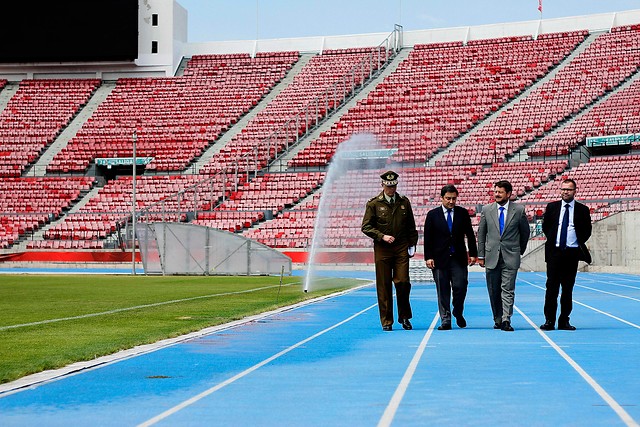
[538,0,543,19]
[132,130,137,276]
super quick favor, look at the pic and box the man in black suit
[424,184,477,330]
[540,178,592,331]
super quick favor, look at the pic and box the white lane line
[515,306,639,427]
[1,284,296,331]
[586,282,640,291]
[575,275,640,290]
[0,283,372,397]
[569,273,640,292]
[137,302,378,427]
[377,312,440,427]
[572,300,640,329]
[575,284,640,301]
[520,279,640,328]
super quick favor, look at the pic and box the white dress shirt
[555,200,578,248]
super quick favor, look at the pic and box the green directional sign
[340,148,398,159]
[586,134,639,148]
[95,157,154,166]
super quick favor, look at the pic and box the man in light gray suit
[477,180,530,331]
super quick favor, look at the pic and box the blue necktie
[559,204,570,249]
[447,209,454,253]
[499,206,505,236]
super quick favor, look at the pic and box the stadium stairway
[13,185,104,252]
[426,31,602,167]
[29,82,117,177]
[0,82,20,111]
[269,48,412,172]
[524,65,640,167]
[192,53,315,174]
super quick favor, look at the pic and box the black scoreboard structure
[586,134,637,156]
[0,0,138,63]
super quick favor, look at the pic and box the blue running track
[0,272,638,426]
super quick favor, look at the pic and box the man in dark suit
[424,184,477,330]
[540,178,592,331]
[477,180,530,332]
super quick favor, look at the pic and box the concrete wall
[521,211,640,273]
[587,211,640,273]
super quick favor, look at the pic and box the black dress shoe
[437,323,452,330]
[401,319,413,330]
[455,315,467,328]
[501,321,514,331]
[540,321,555,331]
[382,325,392,331]
[558,323,576,331]
[493,322,502,329]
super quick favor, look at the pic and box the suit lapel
[552,201,561,232]
[488,204,500,233]
[504,203,516,230]
[452,206,466,231]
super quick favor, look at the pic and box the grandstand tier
[1,11,640,260]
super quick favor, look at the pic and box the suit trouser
[432,256,468,323]
[544,247,579,324]
[486,252,517,323]
[374,243,412,327]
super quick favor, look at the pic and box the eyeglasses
[560,188,576,192]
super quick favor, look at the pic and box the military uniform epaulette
[368,195,380,202]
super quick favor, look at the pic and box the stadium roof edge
[1,6,639,81]
[181,9,640,57]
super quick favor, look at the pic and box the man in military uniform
[361,170,419,331]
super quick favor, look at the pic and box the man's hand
[468,256,477,266]
[478,258,485,267]
[426,259,435,269]
[382,235,395,244]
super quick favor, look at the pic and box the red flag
[538,0,543,13]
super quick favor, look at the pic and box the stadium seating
[2,25,640,254]
[0,177,95,249]
[289,31,586,168]
[47,53,300,173]
[528,76,640,157]
[521,155,640,220]
[194,172,325,233]
[199,47,389,175]
[439,27,640,165]
[243,162,570,249]
[34,175,216,248]
[0,79,99,177]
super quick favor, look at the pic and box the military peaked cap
[380,170,399,186]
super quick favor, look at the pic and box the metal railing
[226,25,403,178]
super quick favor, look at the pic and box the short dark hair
[495,180,513,193]
[562,178,577,189]
[441,184,458,197]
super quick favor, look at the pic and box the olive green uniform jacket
[361,192,419,247]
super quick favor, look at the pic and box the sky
[176,0,640,43]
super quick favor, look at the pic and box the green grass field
[0,274,365,385]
